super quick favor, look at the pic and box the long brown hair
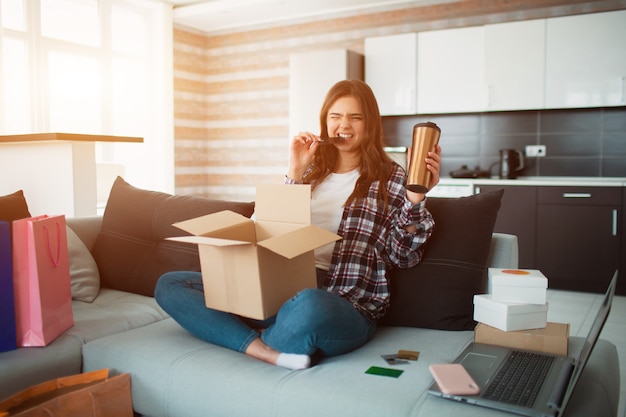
[303,80,395,207]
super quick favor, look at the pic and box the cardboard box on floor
[168,184,341,320]
[475,322,570,356]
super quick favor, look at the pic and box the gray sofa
[0,215,619,417]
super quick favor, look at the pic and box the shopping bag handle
[43,222,62,267]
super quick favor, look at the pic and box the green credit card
[365,366,404,378]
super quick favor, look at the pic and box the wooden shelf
[0,132,143,143]
[1,133,143,217]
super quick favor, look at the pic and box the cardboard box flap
[167,235,252,247]
[258,225,341,259]
[173,210,255,241]
[255,184,311,224]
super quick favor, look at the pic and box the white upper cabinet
[545,10,626,109]
[485,19,546,111]
[362,10,625,115]
[417,26,485,114]
[365,33,418,115]
[289,49,363,135]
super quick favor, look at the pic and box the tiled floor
[546,289,626,417]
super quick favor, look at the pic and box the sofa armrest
[486,233,518,269]
[66,216,103,253]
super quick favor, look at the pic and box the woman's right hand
[287,131,319,182]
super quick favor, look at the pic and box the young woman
[155,80,441,370]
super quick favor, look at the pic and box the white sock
[276,353,311,370]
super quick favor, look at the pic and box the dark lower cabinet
[476,185,537,269]
[536,187,621,293]
[478,185,623,295]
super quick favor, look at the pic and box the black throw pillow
[92,177,255,296]
[380,189,504,330]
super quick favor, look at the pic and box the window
[1,37,30,132]
[0,0,174,193]
[1,0,25,31]
[40,0,100,46]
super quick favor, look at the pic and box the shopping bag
[0,369,133,417]
[0,221,17,352]
[12,215,74,347]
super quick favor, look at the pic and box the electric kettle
[499,149,524,179]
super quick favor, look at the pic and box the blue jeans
[154,271,376,356]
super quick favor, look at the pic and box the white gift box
[473,294,548,332]
[489,268,548,305]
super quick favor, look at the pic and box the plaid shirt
[286,164,434,320]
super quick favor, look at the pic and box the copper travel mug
[406,122,441,193]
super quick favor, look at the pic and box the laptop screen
[560,271,617,413]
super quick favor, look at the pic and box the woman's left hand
[407,144,442,204]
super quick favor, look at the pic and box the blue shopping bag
[0,220,17,352]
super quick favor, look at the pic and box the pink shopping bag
[12,215,74,346]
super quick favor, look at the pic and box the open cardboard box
[168,184,341,320]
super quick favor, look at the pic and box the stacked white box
[473,294,548,332]
[490,268,548,305]
[474,268,550,332]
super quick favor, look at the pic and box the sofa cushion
[82,319,476,417]
[0,190,31,224]
[381,189,503,331]
[92,177,255,296]
[68,288,169,343]
[67,225,100,303]
[81,320,619,417]
[0,332,83,399]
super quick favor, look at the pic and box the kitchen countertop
[431,177,626,197]
[437,176,626,187]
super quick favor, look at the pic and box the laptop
[428,270,618,417]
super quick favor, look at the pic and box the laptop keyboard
[483,350,555,408]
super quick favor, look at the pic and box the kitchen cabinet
[417,26,485,114]
[545,10,626,109]
[484,19,546,111]
[289,49,363,135]
[364,10,625,115]
[476,183,622,294]
[415,20,545,113]
[474,184,626,294]
[535,187,621,293]
[365,33,418,116]
[475,185,537,268]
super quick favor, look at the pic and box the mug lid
[413,121,440,132]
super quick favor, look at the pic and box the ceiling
[167,0,444,34]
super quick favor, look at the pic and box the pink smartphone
[429,364,481,396]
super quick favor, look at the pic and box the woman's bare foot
[245,338,310,370]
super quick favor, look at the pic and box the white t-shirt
[310,169,359,270]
